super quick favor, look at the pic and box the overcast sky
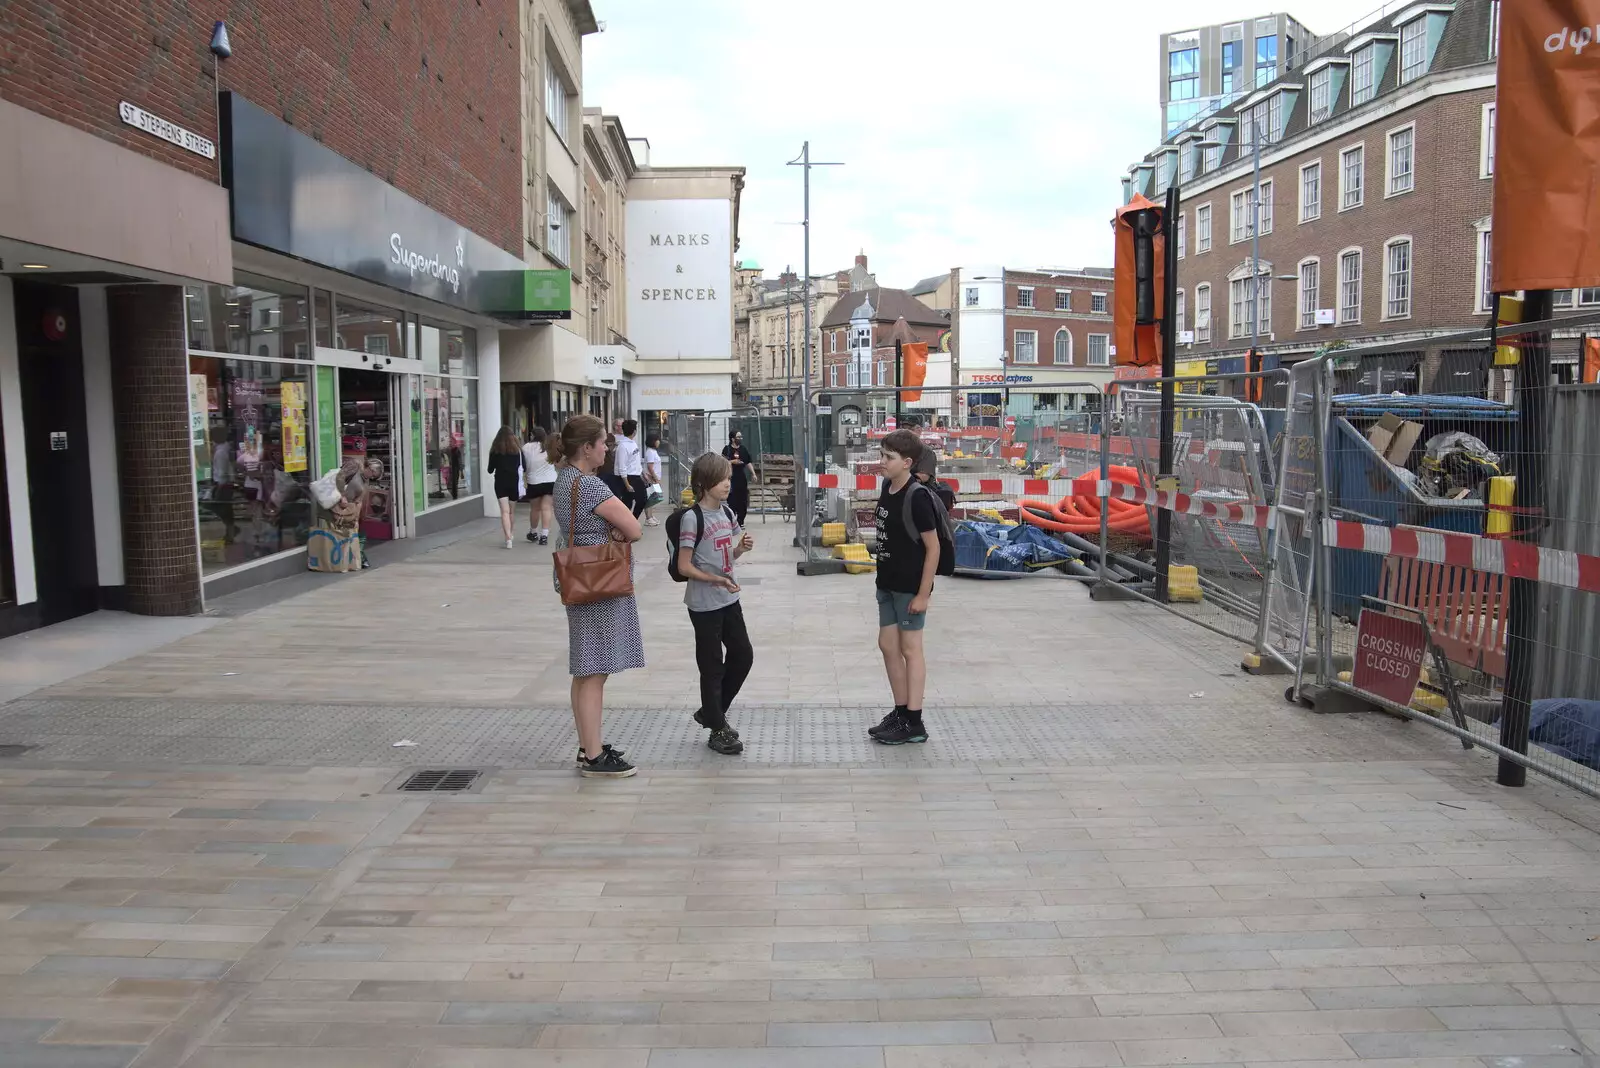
[584,0,1379,288]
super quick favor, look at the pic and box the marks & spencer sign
[220,93,525,313]
[626,199,733,360]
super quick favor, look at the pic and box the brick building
[0,0,550,633]
[735,255,876,412]
[951,266,1117,423]
[1122,0,1532,394]
[818,286,949,423]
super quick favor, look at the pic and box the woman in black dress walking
[486,426,522,549]
[722,430,755,524]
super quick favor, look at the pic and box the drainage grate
[397,769,481,792]
[0,744,35,758]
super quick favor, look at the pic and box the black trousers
[689,602,754,730]
[626,475,649,518]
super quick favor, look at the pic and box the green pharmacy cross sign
[482,268,572,321]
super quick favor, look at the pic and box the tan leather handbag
[553,476,634,606]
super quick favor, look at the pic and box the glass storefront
[187,353,315,575]
[187,272,483,577]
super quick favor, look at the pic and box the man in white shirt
[615,419,646,518]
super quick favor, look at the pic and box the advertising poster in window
[280,380,308,473]
[189,373,211,481]
[230,378,264,473]
[1491,0,1600,291]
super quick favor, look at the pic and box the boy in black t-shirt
[869,430,941,745]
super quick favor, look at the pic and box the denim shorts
[875,588,927,631]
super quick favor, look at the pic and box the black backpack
[903,481,958,578]
[665,503,735,582]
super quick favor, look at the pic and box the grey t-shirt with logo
[679,504,741,612]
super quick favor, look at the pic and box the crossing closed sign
[1352,610,1427,706]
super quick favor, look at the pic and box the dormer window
[1351,46,1375,104]
[1309,69,1331,123]
[1399,18,1427,82]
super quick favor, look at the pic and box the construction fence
[778,312,1600,799]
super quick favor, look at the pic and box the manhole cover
[0,744,35,758]
[396,769,482,792]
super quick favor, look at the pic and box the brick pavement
[0,531,1598,1065]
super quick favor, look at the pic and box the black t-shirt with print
[875,479,939,594]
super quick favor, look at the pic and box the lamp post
[786,143,843,570]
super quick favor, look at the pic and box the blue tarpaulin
[954,521,1079,575]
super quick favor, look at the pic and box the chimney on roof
[855,253,868,269]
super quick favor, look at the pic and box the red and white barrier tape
[1323,519,1600,595]
[805,473,1275,529]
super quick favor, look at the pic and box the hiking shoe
[868,710,902,738]
[692,708,724,731]
[707,727,744,755]
[578,745,636,778]
[873,718,928,745]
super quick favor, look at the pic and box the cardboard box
[1385,420,1424,465]
[1366,413,1424,466]
[1366,413,1403,456]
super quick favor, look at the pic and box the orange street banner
[900,342,929,403]
[1113,194,1165,368]
[1491,0,1600,291]
[1585,336,1600,383]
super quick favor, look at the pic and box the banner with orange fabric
[1490,0,1600,291]
[900,342,928,402]
[1585,336,1600,384]
[1112,194,1166,368]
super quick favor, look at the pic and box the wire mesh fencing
[1287,315,1600,798]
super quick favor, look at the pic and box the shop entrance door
[337,367,406,542]
[12,281,97,624]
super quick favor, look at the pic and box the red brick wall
[1175,86,1496,354]
[1003,273,1115,368]
[0,0,523,254]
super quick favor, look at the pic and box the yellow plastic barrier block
[820,522,847,547]
[1167,564,1203,603]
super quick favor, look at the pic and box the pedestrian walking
[487,426,523,550]
[549,414,645,778]
[643,435,664,527]
[672,452,753,756]
[522,426,557,545]
[616,419,648,520]
[722,430,755,524]
[598,433,630,504]
[868,429,943,745]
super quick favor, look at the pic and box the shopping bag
[306,525,362,572]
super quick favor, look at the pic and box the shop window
[416,320,478,376]
[332,295,402,356]
[424,376,480,506]
[187,355,315,576]
[186,274,310,358]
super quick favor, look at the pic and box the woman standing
[643,435,664,526]
[722,430,755,524]
[486,427,523,549]
[549,415,644,778]
[521,426,557,545]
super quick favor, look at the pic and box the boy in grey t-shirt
[675,453,755,755]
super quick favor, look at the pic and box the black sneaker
[527,531,539,543]
[578,745,636,777]
[576,745,625,767]
[873,718,928,745]
[868,710,902,738]
[707,728,744,755]
[539,533,549,546]
[693,708,726,731]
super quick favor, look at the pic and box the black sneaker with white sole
[873,718,928,745]
[578,745,636,777]
[576,745,625,768]
[527,531,539,543]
